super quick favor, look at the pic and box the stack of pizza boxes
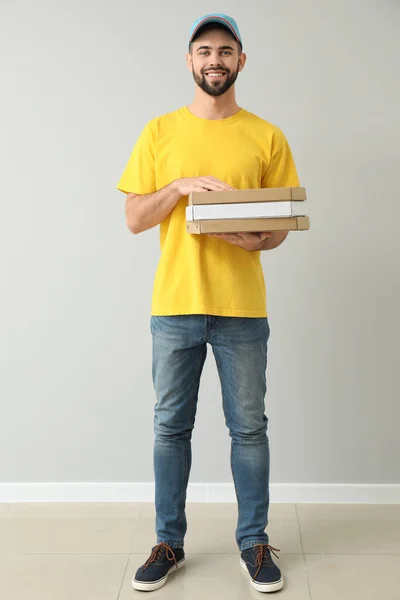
[186,187,309,234]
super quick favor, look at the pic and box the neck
[187,86,240,120]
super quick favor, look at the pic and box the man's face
[188,29,246,97]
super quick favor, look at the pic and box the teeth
[207,73,224,77]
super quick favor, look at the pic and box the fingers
[238,232,273,240]
[209,233,241,242]
[257,232,274,240]
[192,186,212,193]
[200,177,235,191]
[194,183,230,193]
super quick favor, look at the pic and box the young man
[117,13,300,594]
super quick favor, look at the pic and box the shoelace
[142,542,178,572]
[253,543,281,579]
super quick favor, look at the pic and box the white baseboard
[0,482,399,503]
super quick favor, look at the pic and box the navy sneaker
[240,543,283,593]
[132,542,185,591]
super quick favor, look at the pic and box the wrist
[171,179,180,193]
[171,178,183,199]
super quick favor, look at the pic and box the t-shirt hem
[151,307,268,318]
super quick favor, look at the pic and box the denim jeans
[150,315,270,552]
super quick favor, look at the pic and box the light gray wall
[1,0,399,488]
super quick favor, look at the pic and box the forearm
[125,181,181,234]
[258,231,289,251]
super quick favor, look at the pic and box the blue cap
[188,14,242,48]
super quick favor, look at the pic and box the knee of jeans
[155,419,194,442]
[228,415,269,443]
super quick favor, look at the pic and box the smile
[205,72,227,78]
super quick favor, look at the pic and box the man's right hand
[174,177,235,196]
[126,177,234,235]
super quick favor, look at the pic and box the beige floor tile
[0,518,140,554]
[133,503,301,554]
[305,554,400,600]
[0,553,128,600]
[0,502,142,520]
[120,553,311,600]
[297,504,400,554]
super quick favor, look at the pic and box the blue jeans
[151,315,271,552]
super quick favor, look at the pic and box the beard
[192,63,240,97]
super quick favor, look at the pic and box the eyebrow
[195,45,235,51]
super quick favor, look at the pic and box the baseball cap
[188,14,242,49]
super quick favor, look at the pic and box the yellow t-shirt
[117,106,300,317]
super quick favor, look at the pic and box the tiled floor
[0,502,399,599]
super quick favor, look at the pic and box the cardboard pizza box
[186,216,310,234]
[188,187,306,206]
[186,200,308,221]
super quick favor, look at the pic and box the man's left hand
[208,231,274,251]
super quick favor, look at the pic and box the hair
[189,22,243,54]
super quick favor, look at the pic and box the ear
[238,52,247,72]
[186,52,193,72]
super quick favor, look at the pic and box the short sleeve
[116,120,157,195]
[262,131,300,188]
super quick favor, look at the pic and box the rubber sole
[240,558,284,593]
[132,558,185,591]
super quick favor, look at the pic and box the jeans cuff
[157,539,184,549]
[240,539,269,551]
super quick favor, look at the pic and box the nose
[208,53,223,68]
